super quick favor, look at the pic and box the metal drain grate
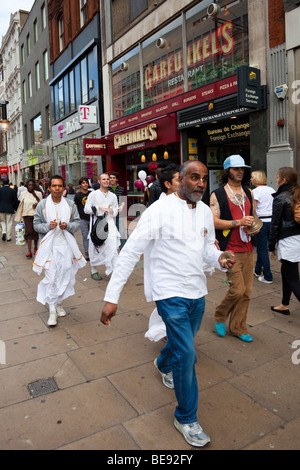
[27,377,59,398]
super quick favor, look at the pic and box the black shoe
[271,306,290,315]
[2,233,6,241]
[6,238,11,242]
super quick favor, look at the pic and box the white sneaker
[154,358,174,389]
[47,311,57,326]
[56,304,66,317]
[258,275,273,284]
[174,418,210,447]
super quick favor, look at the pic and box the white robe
[84,189,120,275]
[33,196,86,306]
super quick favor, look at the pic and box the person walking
[74,177,90,260]
[101,160,235,447]
[250,170,275,283]
[269,167,300,315]
[109,172,126,249]
[210,155,257,342]
[84,173,120,281]
[33,175,86,327]
[19,179,42,258]
[0,178,18,242]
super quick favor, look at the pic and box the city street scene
[0,0,300,454]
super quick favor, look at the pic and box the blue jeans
[254,222,273,281]
[155,296,205,424]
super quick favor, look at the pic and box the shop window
[112,45,141,119]
[69,69,76,112]
[35,62,40,90]
[32,115,42,145]
[27,34,30,56]
[142,16,183,108]
[41,4,47,30]
[186,0,249,90]
[64,75,70,115]
[34,19,38,43]
[80,0,87,28]
[21,44,25,64]
[43,50,49,81]
[130,0,147,21]
[75,63,81,108]
[23,80,26,104]
[58,79,64,118]
[81,57,88,103]
[51,46,98,123]
[87,46,98,100]
[28,72,32,98]
[58,15,64,52]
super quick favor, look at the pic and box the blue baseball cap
[223,155,251,169]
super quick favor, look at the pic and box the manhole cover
[28,377,58,398]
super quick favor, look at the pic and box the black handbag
[90,206,109,248]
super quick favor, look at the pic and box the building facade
[0,10,29,185]
[19,0,53,185]
[48,0,102,187]
[99,0,269,212]
[266,0,300,186]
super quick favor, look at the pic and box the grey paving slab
[0,228,299,451]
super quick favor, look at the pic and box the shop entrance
[125,142,180,218]
[186,117,251,198]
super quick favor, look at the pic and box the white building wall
[0,11,25,185]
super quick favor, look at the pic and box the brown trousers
[214,252,254,336]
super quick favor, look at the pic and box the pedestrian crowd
[0,158,299,448]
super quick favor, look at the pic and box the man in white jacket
[84,173,120,280]
[101,161,235,447]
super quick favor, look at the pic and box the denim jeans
[254,221,273,281]
[155,296,205,424]
[80,219,90,253]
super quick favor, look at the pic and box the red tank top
[226,193,253,253]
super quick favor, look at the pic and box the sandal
[26,252,32,258]
[91,272,102,281]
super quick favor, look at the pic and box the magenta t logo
[58,125,64,138]
[80,106,89,120]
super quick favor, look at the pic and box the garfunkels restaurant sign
[144,21,235,90]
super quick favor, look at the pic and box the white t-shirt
[253,185,275,222]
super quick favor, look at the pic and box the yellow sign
[188,138,198,154]
[114,123,157,149]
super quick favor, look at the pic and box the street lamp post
[0,100,10,133]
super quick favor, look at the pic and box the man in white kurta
[100,161,235,447]
[84,173,120,280]
[33,176,86,326]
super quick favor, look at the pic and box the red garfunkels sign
[83,138,107,156]
[144,21,234,90]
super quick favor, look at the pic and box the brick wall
[268,0,286,48]
[48,0,99,63]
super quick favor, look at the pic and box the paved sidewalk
[0,227,300,451]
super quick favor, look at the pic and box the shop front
[21,143,53,188]
[52,103,101,187]
[177,66,267,198]
[105,113,180,216]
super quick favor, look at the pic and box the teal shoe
[237,334,253,342]
[215,323,226,337]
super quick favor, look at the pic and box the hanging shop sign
[79,105,97,124]
[83,138,107,156]
[237,66,263,109]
